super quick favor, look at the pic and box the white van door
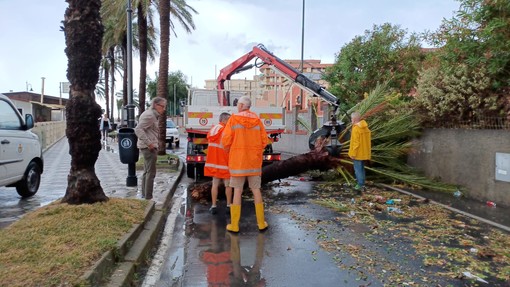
[0,99,27,185]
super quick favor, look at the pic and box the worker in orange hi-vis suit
[204,112,233,215]
[221,96,270,233]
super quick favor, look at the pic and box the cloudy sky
[0,0,459,100]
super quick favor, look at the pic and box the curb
[81,160,185,287]
[379,183,510,233]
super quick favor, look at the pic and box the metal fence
[427,116,509,130]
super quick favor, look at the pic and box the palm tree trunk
[190,140,342,200]
[137,2,148,116]
[104,65,110,118]
[121,42,128,108]
[62,0,108,204]
[109,46,115,121]
[157,0,170,155]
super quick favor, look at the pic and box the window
[0,100,22,130]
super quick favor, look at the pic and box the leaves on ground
[268,183,510,286]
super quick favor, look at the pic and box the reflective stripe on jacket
[204,123,230,179]
[348,119,371,160]
[221,110,269,176]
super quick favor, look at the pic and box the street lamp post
[299,0,305,111]
[125,0,137,187]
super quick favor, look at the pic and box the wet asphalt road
[143,154,510,287]
[145,176,379,287]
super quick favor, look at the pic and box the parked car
[166,119,180,148]
[0,94,43,197]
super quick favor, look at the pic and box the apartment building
[204,59,333,115]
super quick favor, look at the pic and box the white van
[0,94,43,197]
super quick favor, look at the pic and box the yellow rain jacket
[221,110,269,177]
[204,122,230,179]
[348,120,371,160]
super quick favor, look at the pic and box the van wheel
[16,162,41,198]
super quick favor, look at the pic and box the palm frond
[326,82,460,193]
[365,166,457,193]
[297,116,311,132]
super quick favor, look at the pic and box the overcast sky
[0,0,459,100]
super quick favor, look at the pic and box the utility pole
[299,0,305,111]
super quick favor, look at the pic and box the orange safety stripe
[259,113,283,119]
[193,138,208,144]
[188,112,213,118]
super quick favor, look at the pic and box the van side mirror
[25,114,34,129]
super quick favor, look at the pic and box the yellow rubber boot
[255,203,268,231]
[226,204,241,233]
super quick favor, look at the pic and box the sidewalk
[43,138,184,286]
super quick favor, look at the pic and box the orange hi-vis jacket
[221,110,269,177]
[204,122,230,179]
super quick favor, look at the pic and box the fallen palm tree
[189,83,458,201]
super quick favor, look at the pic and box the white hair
[238,96,251,110]
[151,97,167,108]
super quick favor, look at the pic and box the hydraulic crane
[216,44,345,156]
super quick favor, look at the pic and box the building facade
[2,92,68,122]
[203,59,333,117]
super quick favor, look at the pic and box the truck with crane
[184,44,345,180]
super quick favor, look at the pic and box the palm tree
[135,0,158,115]
[264,83,457,192]
[157,0,197,155]
[98,59,110,117]
[62,0,108,204]
[101,5,124,121]
[102,0,158,120]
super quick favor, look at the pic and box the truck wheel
[16,162,41,198]
[175,141,180,148]
[167,142,172,149]
[186,165,195,178]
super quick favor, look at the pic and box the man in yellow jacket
[221,96,269,233]
[348,111,371,192]
[204,112,233,214]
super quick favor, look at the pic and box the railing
[425,116,509,130]
[32,121,66,152]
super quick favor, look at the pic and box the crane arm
[216,44,340,110]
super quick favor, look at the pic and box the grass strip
[0,198,148,287]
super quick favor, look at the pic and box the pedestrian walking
[134,97,167,200]
[204,112,233,214]
[348,111,371,192]
[99,113,111,142]
[221,96,269,232]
